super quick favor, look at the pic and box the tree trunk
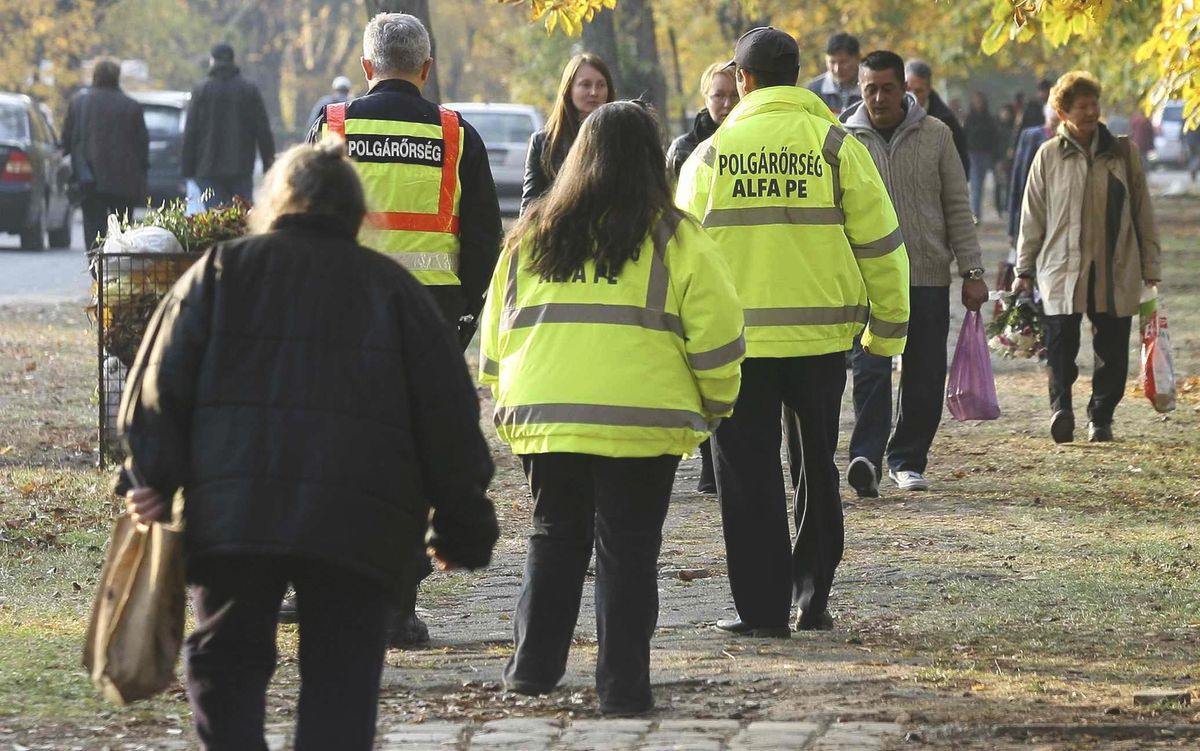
[617,0,667,119]
[581,6,623,93]
[363,0,441,102]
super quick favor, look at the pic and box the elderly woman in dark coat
[118,139,498,750]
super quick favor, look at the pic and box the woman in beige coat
[1014,71,1161,444]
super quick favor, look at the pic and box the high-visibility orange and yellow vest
[325,101,463,286]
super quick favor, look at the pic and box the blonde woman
[1014,71,1162,443]
[117,140,498,749]
[667,61,739,179]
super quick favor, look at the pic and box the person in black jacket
[666,62,738,180]
[61,60,149,248]
[904,60,969,178]
[521,53,615,215]
[181,43,275,209]
[118,139,498,751]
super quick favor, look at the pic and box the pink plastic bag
[946,310,1001,421]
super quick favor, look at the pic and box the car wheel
[19,201,47,250]
[47,204,72,248]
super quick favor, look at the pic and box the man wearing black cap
[182,43,276,209]
[805,32,863,115]
[676,27,909,636]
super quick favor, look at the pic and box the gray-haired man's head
[904,59,934,109]
[363,13,430,77]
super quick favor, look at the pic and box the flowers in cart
[986,291,1046,360]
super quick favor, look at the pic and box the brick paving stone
[656,719,740,733]
[637,735,723,751]
[567,719,653,733]
[811,721,903,750]
[730,721,820,750]
[381,720,467,744]
[478,718,562,736]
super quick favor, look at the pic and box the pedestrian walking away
[308,12,503,645]
[667,60,740,494]
[61,59,149,249]
[1014,71,1161,444]
[521,53,615,214]
[114,139,498,751]
[676,27,909,636]
[965,91,1001,220]
[306,75,352,132]
[480,100,744,714]
[841,50,987,497]
[181,43,275,209]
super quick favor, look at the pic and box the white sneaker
[888,469,929,491]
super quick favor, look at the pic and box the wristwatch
[961,267,985,280]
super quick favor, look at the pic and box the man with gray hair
[307,12,500,647]
[903,59,968,176]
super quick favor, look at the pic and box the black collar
[367,79,424,99]
[270,213,359,239]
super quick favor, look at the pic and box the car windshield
[143,105,182,136]
[466,112,535,146]
[0,105,29,141]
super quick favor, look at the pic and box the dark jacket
[116,214,499,590]
[61,86,149,199]
[964,109,1001,154]
[925,90,969,178]
[308,79,501,322]
[182,62,275,180]
[667,110,719,179]
[1008,124,1052,241]
[521,129,551,216]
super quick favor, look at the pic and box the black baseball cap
[724,27,800,73]
[210,43,235,63]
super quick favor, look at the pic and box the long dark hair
[512,101,683,282]
[541,53,616,181]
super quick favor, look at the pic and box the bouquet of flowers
[986,292,1046,360]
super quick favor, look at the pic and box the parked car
[1150,100,1185,167]
[0,92,72,249]
[444,103,543,216]
[130,90,189,206]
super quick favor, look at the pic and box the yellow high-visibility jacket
[479,213,746,458]
[675,85,909,358]
[322,101,464,286]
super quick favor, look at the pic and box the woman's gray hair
[363,13,430,76]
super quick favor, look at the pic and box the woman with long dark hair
[480,101,745,715]
[520,53,615,214]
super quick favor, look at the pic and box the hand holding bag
[946,310,1001,421]
[82,491,186,704]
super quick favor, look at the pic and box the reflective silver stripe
[688,332,746,370]
[823,126,845,209]
[702,397,735,414]
[495,403,708,432]
[647,213,682,310]
[852,226,904,259]
[501,303,684,337]
[744,305,869,327]
[702,206,846,228]
[480,356,499,377]
[505,249,518,309]
[868,317,908,338]
[392,251,459,272]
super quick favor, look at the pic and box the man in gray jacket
[840,50,988,495]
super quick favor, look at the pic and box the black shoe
[795,609,834,631]
[714,618,790,638]
[1050,409,1075,444]
[503,679,555,696]
[846,457,880,498]
[1088,422,1113,442]
[386,610,430,647]
[278,595,298,624]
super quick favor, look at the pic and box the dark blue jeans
[505,452,677,714]
[850,286,951,476]
[195,175,255,209]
